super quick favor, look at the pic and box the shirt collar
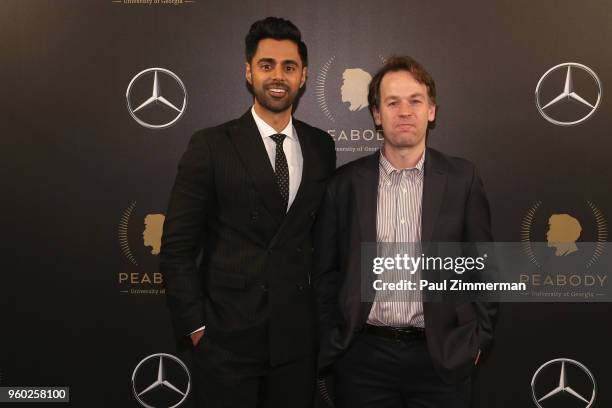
[379,148,426,176]
[251,106,295,140]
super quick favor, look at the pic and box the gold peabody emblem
[118,201,165,292]
[520,200,608,293]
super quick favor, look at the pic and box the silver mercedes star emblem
[531,358,596,408]
[132,353,191,408]
[535,62,602,126]
[126,67,187,129]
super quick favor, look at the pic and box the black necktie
[270,133,289,210]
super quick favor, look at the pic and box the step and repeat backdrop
[3,0,612,407]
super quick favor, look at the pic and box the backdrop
[2,0,611,407]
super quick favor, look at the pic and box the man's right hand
[190,329,205,347]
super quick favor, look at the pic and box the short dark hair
[245,17,308,67]
[367,56,436,113]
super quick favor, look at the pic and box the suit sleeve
[464,164,498,355]
[160,131,215,339]
[313,181,345,377]
[312,182,341,337]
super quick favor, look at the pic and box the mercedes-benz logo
[531,358,596,408]
[535,62,602,126]
[126,67,187,129]
[132,353,191,408]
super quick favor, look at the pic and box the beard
[252,80,299,113]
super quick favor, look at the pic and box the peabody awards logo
[315,54,386,154]
[520,200,608,297]
[132,353,190,408]
[117,201,165,295]
[535,62,602,126]
[126,67,187,129]
[531,358,596,408]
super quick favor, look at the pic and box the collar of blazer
[226,110,320,229]
[354,147,448,245]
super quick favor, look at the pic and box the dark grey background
[2,0,611,406]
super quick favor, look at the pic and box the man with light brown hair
[314,56,497,408]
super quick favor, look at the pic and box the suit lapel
[284,120,314,221]
[421,148,448,243]
[421,148,447,306]
[355,151,380,245]
[355,152,379,323]
[227,111,285,226]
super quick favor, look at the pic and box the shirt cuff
[189,326,205,336]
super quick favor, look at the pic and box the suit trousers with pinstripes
[190,335,316,408]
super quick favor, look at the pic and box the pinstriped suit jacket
[161,110,336,365]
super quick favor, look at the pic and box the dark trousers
[191,336,315,408]
[334,332,471,408]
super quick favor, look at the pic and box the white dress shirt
[251,106,303,211]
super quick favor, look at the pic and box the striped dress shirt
[367,149,425,328]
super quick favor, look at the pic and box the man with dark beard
[160,17,336,408]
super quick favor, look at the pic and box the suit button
[297,284,304,291]
[260,284,268,292]
[310,211,316,219]
[296,247,302,253]
[251,210,259,221]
